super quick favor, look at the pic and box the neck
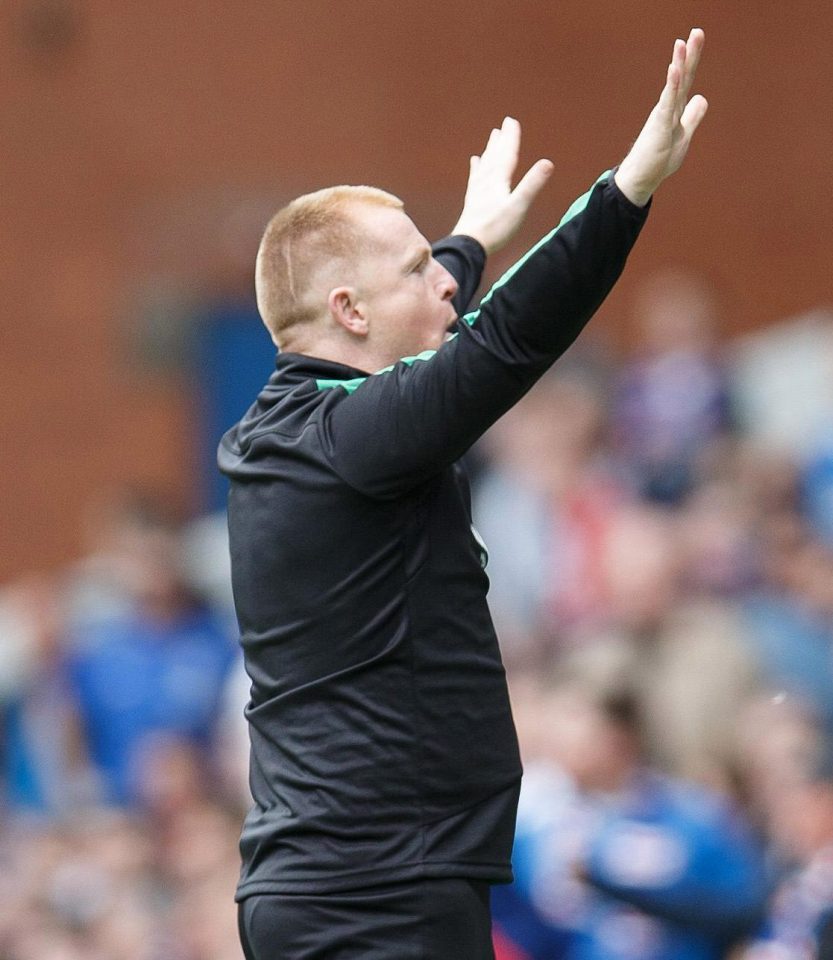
[281,329,391,375]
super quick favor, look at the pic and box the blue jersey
[70,604,237,804]
[499,764,767,960]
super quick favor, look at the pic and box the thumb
[513,158,554,209]
[680,94,709,139]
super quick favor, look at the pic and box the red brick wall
[1,0,831,577]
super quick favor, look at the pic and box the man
[219,30,707,960]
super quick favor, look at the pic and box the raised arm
[430,235,487,318]
[435,28,707,321]
[320,32,708,498]
[431,117,555,315]
[320,172,646,497]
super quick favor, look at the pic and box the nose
[432,259,458,301]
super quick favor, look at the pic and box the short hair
[255,185,403,344]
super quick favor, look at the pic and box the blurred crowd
[3,268,833,959]
[0,493,247,960]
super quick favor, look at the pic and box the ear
[328,286,369,337]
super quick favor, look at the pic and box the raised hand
[615,29,708,207]
[451,117,554,255]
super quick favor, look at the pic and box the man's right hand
[615,29,708,207]
[451,116,554,255]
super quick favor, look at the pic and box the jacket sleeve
[317,170,649,498]
[431,234,486,317]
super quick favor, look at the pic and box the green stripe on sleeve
[316,347,443,393]
[315,376,369,394]
[371,347,438,376]
[461,169,611,327]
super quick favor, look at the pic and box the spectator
[474,367,635,657]
[0,575,95,815]
[802,425,833,549]
[63,490,183,629]
[497,652,767,960]
[740,511,833,729]
[743,727,833,960]
[67,503,237,806]
[613,268,731,505]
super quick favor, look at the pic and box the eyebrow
[404,245,432,272]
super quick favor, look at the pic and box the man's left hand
[615,29,708,207]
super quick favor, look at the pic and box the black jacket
[219,170,649,898]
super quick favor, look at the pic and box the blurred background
[2,1,833,958]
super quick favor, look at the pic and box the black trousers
[237,878,495,960]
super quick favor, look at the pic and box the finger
[680,28,705,101]
[671,38,687,121]
[672,37,686,71]
[656,61,681,120]
[680,93,709,141]
[511,158,554,208]
[498,116,522,171]
[479,127,502,170]
[481,127,500,157]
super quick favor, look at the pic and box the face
[349,203,459,364]
[542,686,636,791]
